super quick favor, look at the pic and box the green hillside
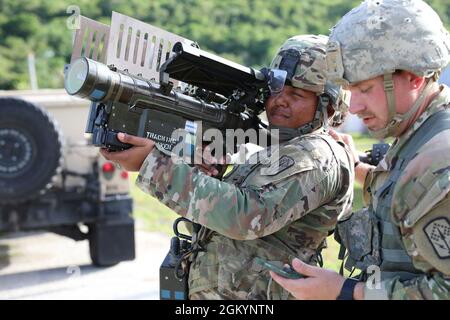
[0,0,448,90]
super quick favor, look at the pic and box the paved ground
[0,229,170,300]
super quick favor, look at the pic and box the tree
[0,0,448,90]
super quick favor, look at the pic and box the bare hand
[195,144,229,177]
[328,129,359,163]
[196,163,220,176]
[99,133,155,172]
[270,258,346,300]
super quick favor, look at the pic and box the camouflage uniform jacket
[136,129,353,299]
[362,85,450,299]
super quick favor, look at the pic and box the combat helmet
[326,0,450,138]
[268,34,350,135]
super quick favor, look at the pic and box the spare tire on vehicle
[0,97,63,204]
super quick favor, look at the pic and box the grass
[131,133,379,272]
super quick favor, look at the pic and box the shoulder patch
[261,155,295,176]
[424,217,450,259]
[408,195,450,274]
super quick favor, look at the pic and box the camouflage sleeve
[365,129,450,300]
[364,269,450,300]
[364,195,450,300]
[364,193,450,300]
[372,194,450,300]
[135,147,340,240]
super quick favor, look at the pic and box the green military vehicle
[0,89,135,266]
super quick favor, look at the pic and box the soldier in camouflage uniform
[101,35,354,299]
[271,0,450,300]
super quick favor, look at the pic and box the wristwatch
[336,278,359,300]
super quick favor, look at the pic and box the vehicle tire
[0,97,63,204]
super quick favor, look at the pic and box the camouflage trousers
[189,288,233,300]
[189,287,295,300]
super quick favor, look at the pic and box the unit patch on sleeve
[424,217,450,259]
[261,155,295,176]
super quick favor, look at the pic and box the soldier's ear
[413,77,426,91]
[399,71,426,91]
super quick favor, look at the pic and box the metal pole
[27,52,39,90]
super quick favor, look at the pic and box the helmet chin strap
[269,94,330,142]
[369,72,437,139]
[321,99,329,131]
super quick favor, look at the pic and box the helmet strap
[298,94,329,134]
[268,94,330,141]
[369,72,436,139]
[319,94,330,130]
